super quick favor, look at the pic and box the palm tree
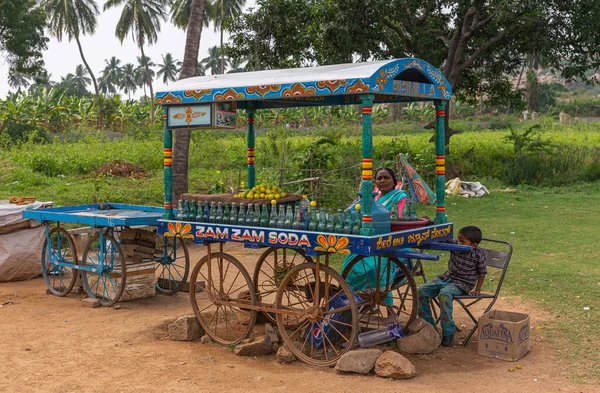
[102,57,123,94]
[104,0,169,122]
[73,64,91,96]
[157,53,182,84]
[120,63,138,99]
[135,55,156,97]
[58,74,78,95]
[43,0,103,127]
[196,61,206,76]
[227,57,247,73]
[7,71,31,90]
[170,0,214,29]
[173,0,208,200]
[200,45,226,75]
[213,0,245,74]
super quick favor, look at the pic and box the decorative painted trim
[362,216,373,222]
[436,110,445,117]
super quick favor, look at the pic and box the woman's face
[375,169,395,195]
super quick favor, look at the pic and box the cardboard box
[477,310,531,361]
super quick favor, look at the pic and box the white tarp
[445,178,490,198]
[0,201,53,282]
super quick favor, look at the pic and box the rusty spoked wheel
[275,262,359,367]
[341,255,418,332]
[189,252,257,345]
[41,227,78,296]
[253,247,313,326]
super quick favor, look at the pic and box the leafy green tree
[101,56,123,95]
[0,1,48,78]
[213,0,246,73]
[104,0,169,122]
[134,56,156,97]
[7,71,32,91]
[525,69,540,112]
[227,57,247,73]
[170,0,214,29]
[120,63,138,99]
[43,0,103,126]
[157,53,182,84]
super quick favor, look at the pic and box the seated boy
[417,226,487,346]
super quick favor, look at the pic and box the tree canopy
[0,0,49,78]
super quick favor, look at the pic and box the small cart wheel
[189,252,257,345]
[41,227,78,296]
[342,255,418,332]
[275,263,359,367]
[253,247,313,325]
[81,233,126,306]
[154,235,190,295]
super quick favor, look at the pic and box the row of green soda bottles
[175,197,365,234]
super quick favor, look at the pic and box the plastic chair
[451,238,513,345]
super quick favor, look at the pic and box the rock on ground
[234,335,272,357]
[375,351,417,379]
[200,335,211,344]
[168,315,204,341]
[276,345,296,363]
[334,349,383,375]
[264,323,280,344]
[397,322,440,354]
[407,318,428,334]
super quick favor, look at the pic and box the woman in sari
[342,168,407,306]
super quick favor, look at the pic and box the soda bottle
[308,201,318,231]
[202,201,210,222]
[209,202,217,223]
[260,204,270,227]
[216,202,224,224]
[292,206,302,230]
[408,198,418,220]
[223,202,230,224]
[175,200,184,221]
[253,203,261,226]
[390,200,399,221]
[326,209,335,232]
[317,208,327,232]
[343,209,352,234]
[269,200,278,227]
[357,322,404,347]
[246,203,254,227]
[189,200,197,222]
[238,203,247,226]
[284,205,293,229]
[182,200,190,221]
[277,205,286,229]
[334,209,344,233]
[401,198,411,221]
[352,204,362,235]
[230,202,238,225]
[196,201,203,222]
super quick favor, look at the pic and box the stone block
[168,315,203,341]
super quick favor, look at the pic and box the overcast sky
[0,1,257,98]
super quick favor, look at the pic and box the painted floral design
[282,83,316,96]
[165,222,194,239]
[314,234,350,254]
[214,88,245,100]
[317,80,348,92]
[155,93,181,104]
[184,89,213,100]
[346,79,370,93]
[247,84,281,96]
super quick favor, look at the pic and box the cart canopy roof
[155,58,452,109]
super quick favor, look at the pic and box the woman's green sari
[342,189,407,305]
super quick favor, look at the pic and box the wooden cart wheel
[189,252,257,345]
[252,247,313,325]
[275,263,359,367]
[154,235,190,295]
[81,233,126,307]
[341,255,418,332]
[41,227,78,296]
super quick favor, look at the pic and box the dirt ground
[0,243,596,393]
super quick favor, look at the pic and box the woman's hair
[375,167,397,186]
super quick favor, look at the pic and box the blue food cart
[155,58,470,366]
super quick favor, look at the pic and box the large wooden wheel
[275,262,359,367]
[252,247,313,325]
[341,255,418,332]
[81,233,126,307]
[41,227,78,296]
[189,251,257,345]
[154,235,190,295]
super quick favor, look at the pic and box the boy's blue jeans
[417,278,464,337]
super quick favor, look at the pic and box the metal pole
[247,106,256,188]
[434,101,448,224]
[163,106,174,219]
[360,94,375,236]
